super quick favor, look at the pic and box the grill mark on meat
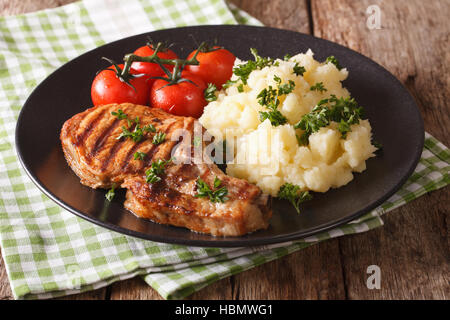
[100,140,125,172]
[144,144,161,167]
[89,118,120,158]
[142,120,178,167]
[122,120,179,170]
[147,181,190,214]
[74,110,106,146]
[100,139,125,172]
[162,119,178,136]
[100,123,137,172]
[121,139,149,171]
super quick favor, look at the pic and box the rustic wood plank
[55,288,108,300]
[312,0,450,299]
[0,0,76,16]
[110,240,347,300]
[0,248,13,300]
[338,192,450,299]
[109,277,163,300]
[230,240,346,299]
[312,0,449,143]
[229,0,310,34]
[109,275,233,300]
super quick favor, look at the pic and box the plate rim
[15,24,425,247]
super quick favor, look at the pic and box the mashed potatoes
[199,50,377,196]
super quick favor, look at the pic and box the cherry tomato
[184,46,236,89]
[91,64,149,106]
[150,72,207,118]
[131,45,178,77]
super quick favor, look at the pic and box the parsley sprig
[111,109,127,120]
[204,83,218,102]
[105,184,116,201]
[293,62,306,76]
[278,183,312,214]
[133,151,146,160]
[143,124,156,133]
[257,75,295,126]
[325,56,342,70]
[117,124,144,142]
[112,109,138,127]
[310,82,327,93]
[259,109,289,127]
[145,159,171,184]
[152,132,166,145]
[222,79,237,89]
[195,176,229,203]
[113,109,164,145]
[233,48,278,86]
[283,55,306,76]
[294,95,364,145]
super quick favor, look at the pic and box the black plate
[15,25,423,247]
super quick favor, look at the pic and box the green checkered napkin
[0,0,448,300]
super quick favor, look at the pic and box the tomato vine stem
[121,41,207,86]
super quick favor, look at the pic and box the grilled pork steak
[61,103,272,236]
[61,103,189,189]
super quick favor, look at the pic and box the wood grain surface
[0,0,448,300]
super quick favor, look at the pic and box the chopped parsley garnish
[294,94,364,145]
[133,151,146,160]
[259,109,288,126]
[222,79,238,89]
[325,56,342,70]
[284,53,292,61]
[204,83,217,102]
[278,183,312,214]
[143,124,156,133]
[250,48,278,68]
[293,63,306,76]
[278,80,296,95]
[145,159,171,184]
[257,86,278,107]
[233,63,254,86]
[114,114,156,143]
[127,116,140,127]
[310,82,327,92]
[105,184,116,201]
[295,105,330,145]
[273,75,282,84]
[117,124,144,142]
[152,132,166,145]
[372,140,383,150]
[195,176,229,203]
[256,75,295,126]
[233,48,277,85]
[111,109,127,120]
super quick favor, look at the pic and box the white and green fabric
[0,0,448,300]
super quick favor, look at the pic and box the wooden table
[0,0,448,300]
